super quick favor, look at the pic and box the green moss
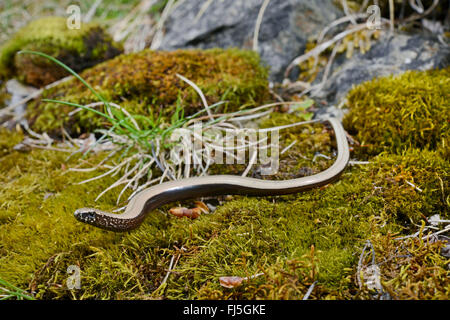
[343,68,450,158]
[27,48,270,135]
[17,148,447,299]
[0,127,23,157]
[1,107,447,299]
[0,16,123,87]
[368,225,449,299]
[0,66,448,299]
[0,129,126,289]
[366,149,448,223]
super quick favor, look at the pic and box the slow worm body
[74,118,350,232]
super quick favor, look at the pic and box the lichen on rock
[0,16,123,87]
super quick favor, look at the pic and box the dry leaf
[169,207,202,219]
[219,276,244,289]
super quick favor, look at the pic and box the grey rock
[314,105,347,122]
[159,0,342,81]
[311,32,450,105]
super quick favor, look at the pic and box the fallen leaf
[219,276,244,289]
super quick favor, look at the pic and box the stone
[311,31,450,106]
[159,0,342,81]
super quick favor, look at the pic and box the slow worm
[74,118,350,232]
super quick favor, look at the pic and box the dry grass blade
[176,73,213,119]
[253,0,271,52]
[402,0,439,23]
[341,0,357,25]
[389,0,395,33]
[302,281,317,300]
[194,0,214,23]
[316,13,368,44]
[150,0,176,50]
[84,0,103,22]
[109,0,159,52]
[409,0,424,13]
[284,23,373,79]
[357,240,376,289]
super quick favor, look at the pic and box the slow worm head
[74,118,350,232]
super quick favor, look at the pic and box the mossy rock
[343,68,449,158]
[27,48,270,135]
[0,66,448,299]
[0,16,123,87]
[0,114,447,299]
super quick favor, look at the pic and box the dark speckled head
[74,208,98,224]
[73,207,144,232]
